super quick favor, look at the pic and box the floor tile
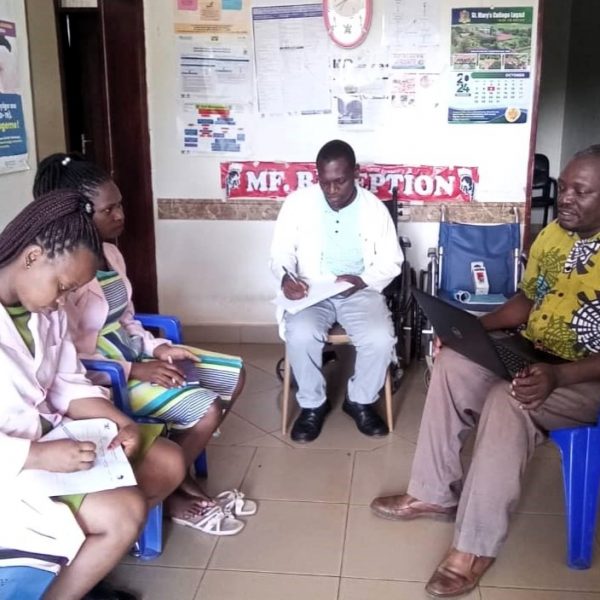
[517,456,565,515]
[480,588,600,599]
[232,385,283,433]
[107,565,203,600]
[339,578,480,599]
[350,437,416,505]
[209,500,346,575]
[390,366,428,444]
[243,446,353,503]
[197,570,338,600]
[484,513,600,590]
[235,342,285,374]
[239,432,293,448]
[242,363,282,395]
[200,444,256,498]
[121,520,217,569]
[342,505,454,581]
[210,412,269,446]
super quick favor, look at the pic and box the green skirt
[57,422,164,512]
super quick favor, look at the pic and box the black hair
[0,189,102,269]
[33,152,111,200]
[574,145,600,160]
[316,139,356,169]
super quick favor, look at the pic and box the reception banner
[221,161,478,201]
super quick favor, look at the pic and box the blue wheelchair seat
[437,221,521,313]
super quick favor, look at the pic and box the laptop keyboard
[491,340,531,377]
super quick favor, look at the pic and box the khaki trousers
[407,347,600,557]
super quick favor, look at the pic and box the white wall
[0,0,37,228]
[145,0,539,327]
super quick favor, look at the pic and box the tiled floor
[109,343,600,599]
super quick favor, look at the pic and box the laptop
[412,287,566,380]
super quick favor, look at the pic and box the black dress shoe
[291,401,331,443]
[342,398,389,437]
[83,581,138,600]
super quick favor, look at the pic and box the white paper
[17,418,136,496]
[273,279,353,315]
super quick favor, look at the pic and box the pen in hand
[59,421,81,442]
[282,266,309,297]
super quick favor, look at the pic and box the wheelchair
[275,187,419,394]
[417,204,522,383]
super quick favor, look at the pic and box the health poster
[448,7,533,124]
[0,19,28,174]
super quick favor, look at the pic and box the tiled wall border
[157,198,526,223]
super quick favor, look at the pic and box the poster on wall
[174,0,250,34]
[0,18,28,174]
[221,161,479,202]
[252,4,330,116]
[176,31,253,153]
[448,7,533,124]
[330,52,389,130]
[383,0,441,73]
[179,102,251,154]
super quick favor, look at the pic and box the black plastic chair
[532,153,558,227]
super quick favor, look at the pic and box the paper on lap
[273,279,353,315]
[16,418,137,496]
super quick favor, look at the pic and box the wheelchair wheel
[275,357,286,382]
[396,265,417,369]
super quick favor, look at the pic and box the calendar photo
[448,6,533,124]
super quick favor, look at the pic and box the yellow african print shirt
[520,221,600,360]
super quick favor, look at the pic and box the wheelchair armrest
[81,359,129,413]
[135,313,182,344]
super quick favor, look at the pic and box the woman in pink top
[34,154,251,534]
[0,190,185,600]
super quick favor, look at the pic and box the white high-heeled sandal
[216,489,258,517]
[172,504,245,536]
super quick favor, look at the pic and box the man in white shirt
[270,140,403,442]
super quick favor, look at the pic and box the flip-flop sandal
[172,505,245,536]
[216,489,258,517]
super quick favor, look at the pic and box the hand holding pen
[282,266,309,300]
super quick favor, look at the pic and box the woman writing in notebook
[33,154,252,535]
[0,190,185,600]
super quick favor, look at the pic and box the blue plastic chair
[0,550,66,599]
[550,424,600,569]
[81,314,208,560]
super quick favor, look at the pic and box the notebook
[412,287,566,380]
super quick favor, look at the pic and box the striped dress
[96,270,243,429]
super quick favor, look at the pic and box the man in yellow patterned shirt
[370,145,600,598]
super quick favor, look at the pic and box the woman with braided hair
[34,153,252,536]
[0,190,185,600]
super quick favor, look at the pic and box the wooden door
[55,0,158,312]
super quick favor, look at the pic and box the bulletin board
[166,0,540,205]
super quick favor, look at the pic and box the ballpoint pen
[282,266,301,285]
[59,421,80,442]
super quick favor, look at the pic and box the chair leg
[194,450,208,479]
[282,352,291,435]
[384,369,393,432]
[551,427,600,569]
[132,503,163,561]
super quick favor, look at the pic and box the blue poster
[0,93,27,157]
